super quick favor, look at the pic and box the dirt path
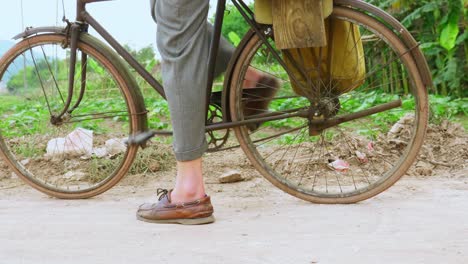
[1,169,467,264]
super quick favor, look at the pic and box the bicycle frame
[57,0,407,138]
[66,0,304,135]
[75,0,166,99]
[2,0,432,201]
[71,0,255,131]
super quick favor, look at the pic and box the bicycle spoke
[40,44,65,105]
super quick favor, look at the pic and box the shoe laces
[156,188,169,201]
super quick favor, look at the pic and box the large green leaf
[439,11,460,51]
[228,31,241,46]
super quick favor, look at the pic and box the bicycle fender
[13,26,66,40]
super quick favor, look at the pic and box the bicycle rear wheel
[0,34,140,198]
[229,6,429,203]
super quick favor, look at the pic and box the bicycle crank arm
[309,99,402,133]
[126,130,174,146]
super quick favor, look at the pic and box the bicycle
[0,0,431,203]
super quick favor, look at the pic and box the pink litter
[367,141,375,152]
[355,151,368,163]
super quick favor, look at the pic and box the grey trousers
[150,0,235,161]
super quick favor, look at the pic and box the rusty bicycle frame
[27,0,403,146]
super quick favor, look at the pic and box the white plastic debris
[46,138,66,156]
[91,138,126,158]
[65,128,93,154]
[399,113,415,124]
[46,128,93,157]
[63,171,86,180]
[388,113,415,136]
[328,159,350,172]
[355,151,368,163]
[105,138,127,156]
[92,147,108,158]
[389,123,405,135]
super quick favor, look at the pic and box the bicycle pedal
[125,131,158,146]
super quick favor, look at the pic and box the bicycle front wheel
[0,33,140,198]
[229,6,429,203]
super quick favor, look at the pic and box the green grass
[1,87,466,141]
[452,115,468,131]
[429,95,468,124]
[0,95,23,110]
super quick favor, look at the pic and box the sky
[0,0,228,49]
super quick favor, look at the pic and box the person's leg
[153,0,212,204]
[137,0,215,224]
[147,0,277,205]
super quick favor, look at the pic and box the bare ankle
[171,188,205,204]
[170,158,206,203]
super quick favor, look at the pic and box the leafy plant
[369,0,467,98]
[213,3,252,46]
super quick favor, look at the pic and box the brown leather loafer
[136,189,215,225]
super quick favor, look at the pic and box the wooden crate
[271,0,328,49]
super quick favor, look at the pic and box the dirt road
[1,170,467,264]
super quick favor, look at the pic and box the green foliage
[145,97,170,130]
[88,59,104,75]
[1,45,162,138]
[123,44,157,70]
[440,9,461,51]
[429,95,468,122]
[123,44,161,94]
[214,4,251,46]
[0,95,52,137]
[7,58,60,92]
[369,0,467,98]
[228,31,242,46]
[218,1,467,98]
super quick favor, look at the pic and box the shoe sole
[136,214,215,225]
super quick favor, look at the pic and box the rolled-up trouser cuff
[174,139,208,161]
[153,0,234,162]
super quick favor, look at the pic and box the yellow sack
[284,18,366,96]
[254,0,366,96]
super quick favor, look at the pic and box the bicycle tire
[229,6,429,203]
[0,33,142,199]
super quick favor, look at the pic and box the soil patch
[1,120,467,193]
